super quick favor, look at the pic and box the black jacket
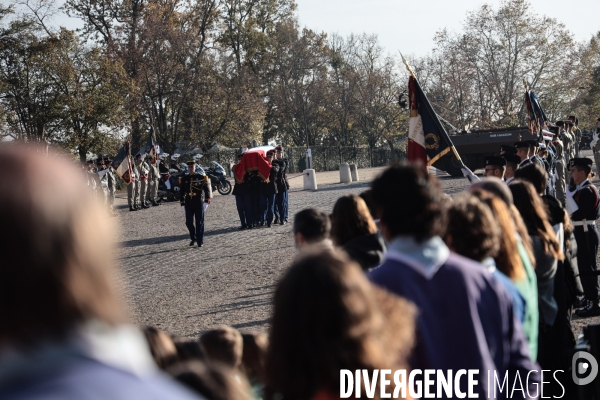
[273,159,289,192]
[343,233,386,271]
[260,164,279,196]
[180,173,211,209]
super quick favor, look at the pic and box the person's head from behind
[515,142,530,161]
[241,332,268,385]
[509,180,562,260]
[200,326,243,369]
[143,326,178,370]
[443,193,500,262]
[503,154,521,180]
[170,360,252,400]
[370,163,445,243]
[293,208,330,248]
[0,145,123,348]
[514,163,548,194]
[330,195,377,246]
[469,189,526,281]
[265,250,413,400]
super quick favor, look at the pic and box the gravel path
[114,153,600,339]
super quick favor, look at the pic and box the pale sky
[44,0,600,57]
[295,0,600,56]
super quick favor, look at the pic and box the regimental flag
[524,86,548,135]
[113,141,133,184]
[143,127,160,163]
[407,75,457,167]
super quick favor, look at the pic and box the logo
[424,133,440,150]
[572,351,599,385]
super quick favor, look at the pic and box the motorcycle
[201,161,232,195]
[157,156,187,202]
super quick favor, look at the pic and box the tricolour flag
[407,75,458,167]
[113,142,133,184]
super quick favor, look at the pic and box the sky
[295,0,600,56]
[45,0,600,57]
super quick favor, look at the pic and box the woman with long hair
[469,187,539,361]
[330,195,385,271]
[509,180,563,327]
[264,250,414,400]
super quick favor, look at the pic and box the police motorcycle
[202,161,232,195]
[157,153,186,202]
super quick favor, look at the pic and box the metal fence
[201,146,407,174]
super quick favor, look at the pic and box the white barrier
[349,163,359,182]
[339,163,352,183]
[303,169,317,190]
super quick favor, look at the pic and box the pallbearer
[180,160,211,247]
[568,158,600,317]
[274,145,289,225]
[232,153,249,229]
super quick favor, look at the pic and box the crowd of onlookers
[0,143,594,399]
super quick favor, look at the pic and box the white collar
[384,236,450,279]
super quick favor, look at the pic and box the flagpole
[400,51,464,165]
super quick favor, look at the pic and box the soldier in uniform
[96,159,108,207]
[135,154,150,209]
[158,154,172,192]
[515,141,532,167]
[261,150,279,227]
[567,158,600,316]
[502,154,521,184]
[274,145,290,225]
[180,160,211,247]
[102,159,117,216]
[527,140,545,169]
[127,156,140,212]
[499,144,517,156]
[558,121,573,166]
[569,116,582,157]
[550,127,566,204]
[148,157,161,206]
[232,153,249,229]
[483,156,505,179]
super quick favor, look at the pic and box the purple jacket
[369,247,539,399]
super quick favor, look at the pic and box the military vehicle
[432,126,539,176]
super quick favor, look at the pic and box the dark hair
[143,326,178,370]
[509,180,562,260]
[170,361,252,400]
[200,326,243,369]
[359,189,377,219]
[293,208,331,243]
[469,178,513,206]
[572,164,594,178]
[241,332,268,385]
[330,195,378,246]
[444,194,500,262]
[370,163,444,242]
[0,145,124,347]
[171,337,205,362]
[264,251,414,400]
[514,163,548,194]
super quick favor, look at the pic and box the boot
[129,206,138,212]
[141,202,150,209]
[152,200,161,206]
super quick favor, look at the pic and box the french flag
[407,76,427,165]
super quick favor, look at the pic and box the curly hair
[444,193,500,262]
[264,250,414,400]
[370,163,445,242]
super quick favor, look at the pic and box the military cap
[565,120,574,126]
[485,156,506,167]
[567,115,576,121]
[555,120,565,127]
[500,144,517,155]
[503,154,521,165]
[514,141,530,149]
[571,158,593,167]
[526,140,540,148]
[186,160,195,165]
[548,126,559,134]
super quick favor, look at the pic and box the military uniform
[127,159,140,211]
[232,156,249,229]
[136,158,150,208]
[261,152,279,227]
[552,135,566,204]
[568,159,600,315]
[273,148,290,224]
[180,169,211,246]
[148,160,161,206]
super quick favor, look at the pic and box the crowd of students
[1,143,597,399]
